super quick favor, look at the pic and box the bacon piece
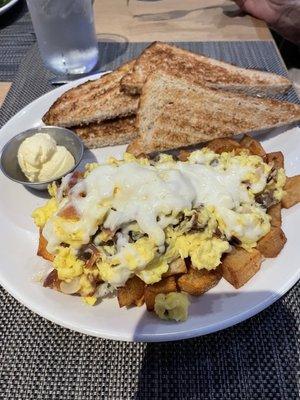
[43,270,60,289]
[68,171,84,190]
[60,171,84,197]
[78,243,101,268]
[58,204,80,220]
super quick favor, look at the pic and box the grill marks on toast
[72,116,138,149]
[43,60,138,127]
[127,72,300,155]
[42,43,296,152]
[121,42,291,96]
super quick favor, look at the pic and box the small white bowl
[0,126,84,190]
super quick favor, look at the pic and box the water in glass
[26,0,99,75]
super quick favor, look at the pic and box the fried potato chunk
[282,175,300,209]
[117,276,145,308]
[206,138,242,154]
[144,276,177,311]
[177,266,222,296]
[256,227,287,258]
[221,248,262,289]
[37,231,54,262]
[240,135,266,157]
[163,258,187,277]
[267,203,282,227]
[266,151,284,169]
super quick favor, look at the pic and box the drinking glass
[26,0,99,75]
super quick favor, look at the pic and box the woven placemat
[1,40,299,124]
[0,42,299,400]
[0,0,33,35]
[0,0,34,81]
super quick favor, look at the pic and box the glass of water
[26,0,99,75]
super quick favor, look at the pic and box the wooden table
[0,0,272,107]
[94,0,272,42]
[0,83,11,107]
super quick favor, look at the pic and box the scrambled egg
[118,237,157,271]
[176,235,230,270]
[154,292,190,322]
[137,257,169,284]
[269,168,286,201]
[52,218,84,249]
[32,197,58,228]
[32,147,286,319]
[82,296,97,305]
[53,247,84,280]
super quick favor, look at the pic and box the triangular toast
[72,116,137,149]
[121,42,291,96]
[43,61,139,127]
[127,72,300,155]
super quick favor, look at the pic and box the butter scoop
[17,133,75,182]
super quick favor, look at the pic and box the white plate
[0,0,19,15]
[0,74,300,342]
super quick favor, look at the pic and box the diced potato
[221,248,262,289]
[282,175,300,209]
[256,227,287,258]
[117,276,145,308]
[37,231,55,262]
[240,135,266,157]
[177,266,222,296]
[266,151,284,169]
[267,203,282,227]
[163,258,187,277]
[177,150,190,162]
[144,276,177,311]
[206,138,242,154]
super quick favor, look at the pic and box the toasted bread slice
[121,42,291,96]
[127,72,300,155]
[72,116,138,149]
[43,61,139,127]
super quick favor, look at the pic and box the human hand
[233,0,300,43]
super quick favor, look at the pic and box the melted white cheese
[86,162,247,246]
[43,155,270,252]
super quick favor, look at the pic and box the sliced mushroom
[78,243,101,268]
[255,191,277,209]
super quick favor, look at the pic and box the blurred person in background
[233,0,300,44]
